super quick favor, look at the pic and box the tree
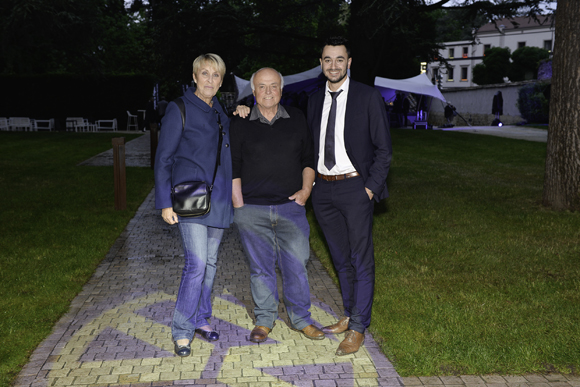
[348,0,442,85]
[141,0,343,96]
[0,0,150,76]
[0,0,101,74]
[472,47,511,85]
[435,7,489,42]
[543,0,580,210]
[508,46,550,82]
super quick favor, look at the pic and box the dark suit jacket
[307,79,392,201]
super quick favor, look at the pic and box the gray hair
[250,67,285,91]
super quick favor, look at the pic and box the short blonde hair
[192,53,226,79]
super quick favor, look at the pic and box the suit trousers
[312,176,375,334]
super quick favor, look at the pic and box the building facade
[427,15,555,88]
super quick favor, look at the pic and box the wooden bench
[9,117,32,131]
[96,119,118,131]
[33,119,55,131]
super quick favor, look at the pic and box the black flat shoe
[174,341,191,357]
[195,328,219,341]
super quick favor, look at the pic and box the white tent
[234,76,251,102]
[235,69,445,109]
[374,73,446,103]
[235,66,323,101]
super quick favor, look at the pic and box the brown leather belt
[317,172,360,181]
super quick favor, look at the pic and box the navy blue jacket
[307,79,392,201]
[154,88,233,227]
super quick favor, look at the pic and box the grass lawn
[521,124,549,130]
[309,129,580,376]
[0,132,154,387]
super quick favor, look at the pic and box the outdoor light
[498,122,503,127]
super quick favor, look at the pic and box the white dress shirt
[317,77,356,175]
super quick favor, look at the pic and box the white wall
[430,80,535,117]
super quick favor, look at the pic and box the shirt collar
[249,104,290,125]
[325,76,350,97]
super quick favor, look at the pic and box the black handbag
[171,97,224,217]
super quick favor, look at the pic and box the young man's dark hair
[322,36,351,58]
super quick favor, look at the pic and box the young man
[307,36,392,356]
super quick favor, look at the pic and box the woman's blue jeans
[234,202,313,331]
[172,222,224,342]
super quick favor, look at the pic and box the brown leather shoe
[249,326,271,343]
[336,330,365,356]
[298,324,325,340]
[322,316,350,334]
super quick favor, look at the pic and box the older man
[231,67,324,343]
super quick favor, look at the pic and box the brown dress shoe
[299,324,325,340]
[336,330,365,356]
[249,326,271,343]
[322,316,350,334]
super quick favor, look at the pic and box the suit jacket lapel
[312,91,325,152]
[343,82,357,153]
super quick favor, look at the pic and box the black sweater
[230,106,314,205]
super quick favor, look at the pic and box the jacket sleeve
[230,116,243,180]
[293,109,315,171]
[365,87,392,201]
[154,102,183,209]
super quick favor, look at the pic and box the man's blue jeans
[172,222,224,342]
[234,202,313,330]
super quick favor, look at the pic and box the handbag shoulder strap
[209,109,224,190]
[174,97,186,130]
[173,96,222,190]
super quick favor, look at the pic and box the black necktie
[324,90,343,170]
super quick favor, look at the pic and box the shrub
[517,82,550,123]
[472,47,511,85]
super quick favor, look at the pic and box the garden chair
[66,117,94,132]
[126,111,138,131]
[0,118,8,131]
